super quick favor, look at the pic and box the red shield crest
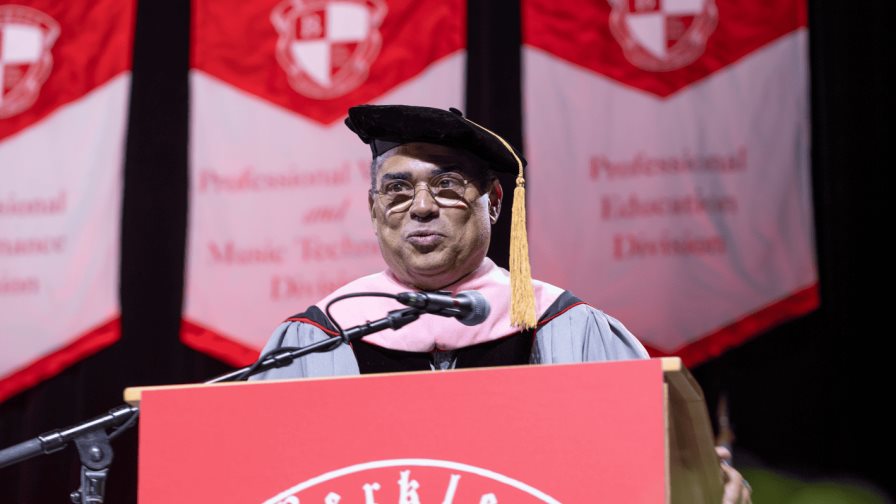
[271,0,387,100]
[0,5,59,119]
[608,0,718,72]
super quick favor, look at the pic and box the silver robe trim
[251,304,648,381]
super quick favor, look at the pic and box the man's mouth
[406,230,445,248]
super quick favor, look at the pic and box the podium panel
[137,360,666,503]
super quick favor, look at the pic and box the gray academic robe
[252,297,648,381]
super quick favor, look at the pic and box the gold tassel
[510,175,537,329]
[462,116,537,329]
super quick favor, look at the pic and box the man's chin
[396,260,458,290]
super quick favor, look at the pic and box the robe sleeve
[248,321,360,381]
[532,304,649,364]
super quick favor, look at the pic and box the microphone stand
[0,307,423,503]
[209,306,422,383]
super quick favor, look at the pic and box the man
[255,105,751,503]
[256,104,646,375]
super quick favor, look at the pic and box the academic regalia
[252,259,647,380]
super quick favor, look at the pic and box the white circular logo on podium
[264,458,560,504]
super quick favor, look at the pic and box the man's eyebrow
[430,167,454,176]
[380,167,458,182]
[380,172,411,181]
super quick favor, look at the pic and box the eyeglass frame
[369,171,491,214]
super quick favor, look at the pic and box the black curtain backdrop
[0,0,891,501]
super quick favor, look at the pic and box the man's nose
[409,185,438,218]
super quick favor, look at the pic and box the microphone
[395,290,491,326]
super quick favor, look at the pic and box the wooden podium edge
[661,357,724,504]
[123,373,364,405]
[125,359,693,406]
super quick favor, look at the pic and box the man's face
[368,143,502,291]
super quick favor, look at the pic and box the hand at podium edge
[717,446,752,504]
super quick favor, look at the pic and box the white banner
[185,0,466,365]
[523,0,816,364]
[0,1,132,402]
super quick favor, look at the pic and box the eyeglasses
[372,172,475,213]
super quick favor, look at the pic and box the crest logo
[264,459,560,504]
[608,0,718,72]
[0,5,59,119]
[271,0,387,100]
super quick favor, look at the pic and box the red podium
[125,358,722,503]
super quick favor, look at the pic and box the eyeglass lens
[380,174,468,210]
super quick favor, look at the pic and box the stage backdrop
[0,1,133,402]
[184,0,466,365]
[523,0,816,365]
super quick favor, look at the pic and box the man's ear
[488,178,503,224]
[368,191,377,227]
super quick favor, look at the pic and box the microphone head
[455,290,490,326]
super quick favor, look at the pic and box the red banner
[523,0,816,365]
[0,0,133,402]
[184,0,466,365]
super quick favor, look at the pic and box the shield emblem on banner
[608,0,718,72]
[0,5,59,119]
[271,0,387,100]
